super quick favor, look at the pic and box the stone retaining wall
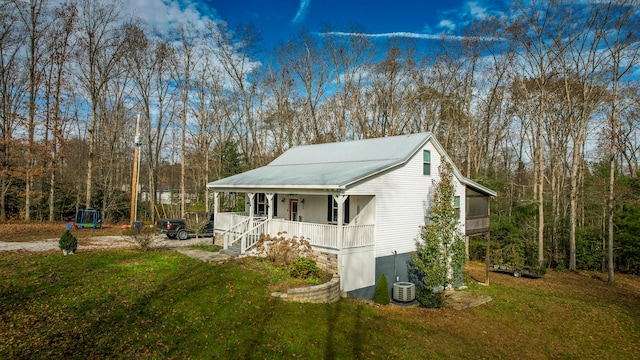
[313,251,338,275]
[272,275,341,303]
[213,234,224,247]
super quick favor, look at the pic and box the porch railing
[217,216,373,254]
[215,212,249,232]
[342,224,375,248]
[268,219,340,249]
[219,215,264,250]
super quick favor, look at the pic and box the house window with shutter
[254,193,277,216]
[454,196,461,219]
[255,193,267,216]
[327,196,350,224]
[423,150,431,175]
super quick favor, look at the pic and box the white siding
[347,140,465,258]
[273,194,374,226]
[340,246,375,292]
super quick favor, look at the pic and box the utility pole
[130,114,141,226]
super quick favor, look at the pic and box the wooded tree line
[1,0,639,273]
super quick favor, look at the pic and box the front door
[290,199,299,221]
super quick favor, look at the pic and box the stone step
[220,241,242,257]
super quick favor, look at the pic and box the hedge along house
[207,132,496,299]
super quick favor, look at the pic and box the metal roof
[207,132,497,197]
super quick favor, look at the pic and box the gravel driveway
[0,235,215,252]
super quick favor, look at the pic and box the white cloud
[466,1,489,20]
[122,0,215,36]
[318,31,502,42]
[292,0,311,25]
[437,19,456,32]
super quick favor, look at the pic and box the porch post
[485,232,490,286]
[333,195,348,249]
[214,192,220,246]
[266,193,275,237]
[265,193,274,220]
[247,193,255,220]
[465,235,469,260]
[334,195,348,293]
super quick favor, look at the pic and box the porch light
[301,199,305,204]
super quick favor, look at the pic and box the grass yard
[1,248,638,359]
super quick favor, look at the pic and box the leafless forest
[1,0,639,272]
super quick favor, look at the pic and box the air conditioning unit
[393,282,416,302]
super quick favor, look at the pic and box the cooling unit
[393,282,416,302]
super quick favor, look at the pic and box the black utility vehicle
[157,212,215,240]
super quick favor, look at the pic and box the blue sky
[125,0,506,49]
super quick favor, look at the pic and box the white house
[207,132,496,299]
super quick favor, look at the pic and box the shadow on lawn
[324,299,367,359]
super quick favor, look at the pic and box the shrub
[415,288,443,308]
[123,224,159,251]
[252,233,314,266]
[58,230,77,254]
[184,213,210,239]
[374,274,390,305]
[289,257,321,279]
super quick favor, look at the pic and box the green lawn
[1,250,638,359]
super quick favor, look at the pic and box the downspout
[393,250,398,282]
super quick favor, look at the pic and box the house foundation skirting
[347,252,414,300]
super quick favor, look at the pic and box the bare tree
[469,18,515,177]
[367,44,416,138]
[43,2,77,221]
[553,3,609,271]
[508,0,564,267]
[618,89,640,177]
[206,21,262,167]
[74,0,126,208]
[284,29,329,143]
[260,60,301,154]
[321,25,375,141]
[95,58,131,222]
[123,24,175,222]
[190,57,222,210]
[170,22,200,216]
[601,0,640,281]
[12,0,52,220]
[0,2,26,220]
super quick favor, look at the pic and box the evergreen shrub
[58,230,78,254]
[373,274,390,305]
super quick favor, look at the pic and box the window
[254,193,277,216]
[423,150,431,175]
[331,198,339,222]
[327,196,350,223]
[454,196,461,219]
[255,193,267,216]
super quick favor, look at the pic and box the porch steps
[220,240,242,257]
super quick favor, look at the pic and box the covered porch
[212,192,375,256]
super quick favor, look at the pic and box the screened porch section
[465,188,491,236]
